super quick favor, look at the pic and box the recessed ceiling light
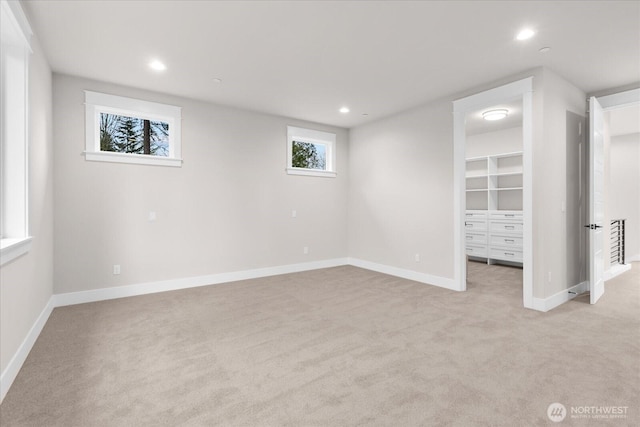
[149,60,166,71]
[482,109,509,121]
[516,28,535,41]
[339,107,350,114]
[362,113,369,116]
[213,78,222,84]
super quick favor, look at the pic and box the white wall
[536,69,587,297]
[466,126,523,158]
[348,69,545,289]
[348,100,454,280]
[608,133,640,262]
[53,74,349,294]
[50,67,590,305]
[349,67,590,301]
[0,35,54,383]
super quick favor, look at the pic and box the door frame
[453,77,534,309]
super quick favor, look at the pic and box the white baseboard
[348,258,457,291]
[626,254,640,263]
[532,281,589,312]
[532,262,636,312]
[55,258,350,307]
[55,258,458,308]
[604,263,633,281]
[1,296,55,403]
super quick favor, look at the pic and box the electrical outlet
[292,210,297,218]
[303,246,309,255]
[113,264,121,275]
[548,272,552,283]
[148,211,157,221]
[415,253,420,262]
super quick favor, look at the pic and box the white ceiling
[23,0,640,129]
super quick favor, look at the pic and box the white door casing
[452,77,533,309]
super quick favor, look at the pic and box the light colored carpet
[1,263,638,426]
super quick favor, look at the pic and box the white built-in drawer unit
[489,233,523,248]
[489,247,523,263]
[489,221,523,233]
[466,232,488,245]
[466,245,488,258]
[465,211,488,220]
[465,209,523,265]
[490,212,522,220]
[466,150,523,266]
[465,220,487,231]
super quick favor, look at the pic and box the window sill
[286,168,337,178]
[84,151,182,167]
[1,237,32,266]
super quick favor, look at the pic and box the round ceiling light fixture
[516,28,535,41]
[339,107,350,113]
[149,60,167,71]
[482,109,509,121]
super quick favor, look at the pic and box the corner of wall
[0,12,55,403]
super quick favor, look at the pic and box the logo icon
[547,402,567,422]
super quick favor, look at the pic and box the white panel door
[588,97,605,304]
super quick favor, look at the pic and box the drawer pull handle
[505,225,515,229]
[505,214,514,217]
[505,252,514,256]
[504,239,514,243]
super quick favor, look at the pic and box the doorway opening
[464,99,524,302]
[603,103,640,276]
[589,89,640,302]
[453,77,534,308]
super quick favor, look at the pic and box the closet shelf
[465,151,523,162]
[488,172,522,177]
[466,151,523,212]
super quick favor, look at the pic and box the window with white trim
[286,126,336,177]
[1,0,32,265]
[85,91,182,167]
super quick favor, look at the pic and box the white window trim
[1,0,32,266]
[84,91,182,167]
[286,126,336,178]
[0,237,32,265]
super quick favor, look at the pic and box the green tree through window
[99,113,169,156]
[291,140,326,169]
